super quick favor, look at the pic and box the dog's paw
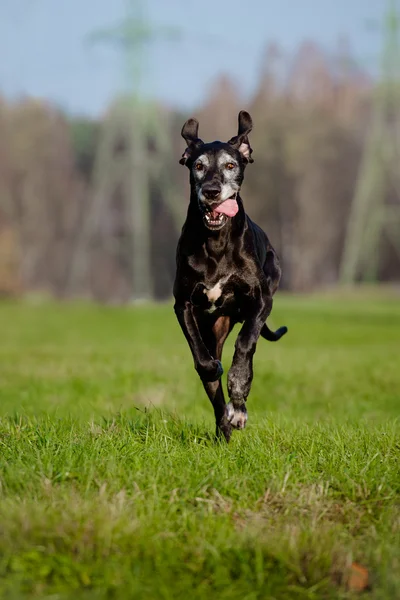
[226,402,248,430]
[197,359,223,382]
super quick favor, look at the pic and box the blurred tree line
[0,41,399,301]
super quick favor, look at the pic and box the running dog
[173,111,287,442]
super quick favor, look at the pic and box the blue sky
[1,0,385,116]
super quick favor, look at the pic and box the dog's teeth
[203,211,226,229]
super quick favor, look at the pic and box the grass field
[0,291,399,599]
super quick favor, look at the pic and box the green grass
[0,291,399,599]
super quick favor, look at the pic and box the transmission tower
[68,0,182,301]
[340,0,400,283]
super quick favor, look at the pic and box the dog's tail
[261,323,288,342]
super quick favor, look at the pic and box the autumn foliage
[0,42,398,300]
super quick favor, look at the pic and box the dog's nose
[202,185,221,201]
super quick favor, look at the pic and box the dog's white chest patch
[203,278,228,313]
[206,281,223,303]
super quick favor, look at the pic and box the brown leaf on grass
[348,562,369,592]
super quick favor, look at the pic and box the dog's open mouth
[204,211,227,230]
[203,196,239,230]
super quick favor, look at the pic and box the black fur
[174,111,287,442]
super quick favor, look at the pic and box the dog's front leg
[227,292,272,429]
[174,301,223,382]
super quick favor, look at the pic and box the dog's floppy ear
[179,118,203,165]
[227,110,254,163]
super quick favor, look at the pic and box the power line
[340,0,400,283]
[68,0,184,301]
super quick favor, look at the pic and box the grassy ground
[0,290,399,599]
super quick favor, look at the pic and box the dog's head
[179,111,254,231]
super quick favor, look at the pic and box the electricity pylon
[340,0,400,283]
[68,0,182,301]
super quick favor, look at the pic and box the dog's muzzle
[200,194,239,231]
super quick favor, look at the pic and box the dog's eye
[195,163,204,171]
[226,163,235,170]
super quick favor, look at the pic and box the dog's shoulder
[244,215,270,260]
[246,215,268,243]
[244,215,281,293]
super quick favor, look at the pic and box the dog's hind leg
[260,251,287,341]
[204,380,231,442]
[200,316,233,442]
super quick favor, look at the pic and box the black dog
[173,111,287,442]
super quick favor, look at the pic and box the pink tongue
[214,198,239,218]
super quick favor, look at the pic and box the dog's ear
[179,118,203,165]
[227,110,254,163]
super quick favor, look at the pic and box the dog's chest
[204,279,226,313]
[191,276,234,314]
